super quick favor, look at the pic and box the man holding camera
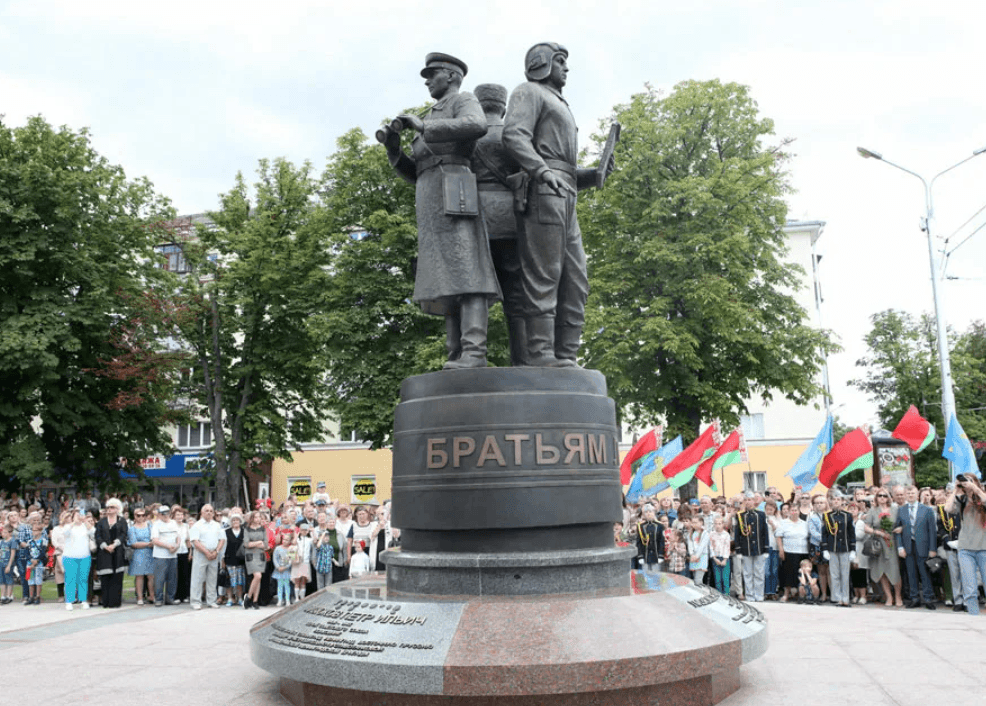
[945,474,986,615]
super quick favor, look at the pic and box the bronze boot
[524,316,575,368]
[444,295,489,369]
[554,323,583,368]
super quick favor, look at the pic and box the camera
[955,474,968,484]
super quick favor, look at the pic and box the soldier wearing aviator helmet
[502,43,614,367]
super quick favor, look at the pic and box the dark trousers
[101,571,124,607]
[905,542,934,604]
[519,180,589,323]
[17,555,29,599]
[175,554,191,602]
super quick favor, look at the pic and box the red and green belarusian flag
[891,405,936,453]
[662,424,719,489]
[695,429,745,492]
[620,427,661,485]
[818,427,873,489]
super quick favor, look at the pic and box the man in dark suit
[895,485,938,609]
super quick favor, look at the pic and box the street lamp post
[857,145,986,433]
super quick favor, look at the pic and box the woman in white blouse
[62,509,93,610]
[775,503,810,603]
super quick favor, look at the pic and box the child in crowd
[665,529,689,577]
[687,516,710,585]
[798,558,819,604]
[1,525,16,604]
[27,517,48,604]
[349,540,371,578]
[709,516,732,595]
[292,523,313,603]
[272,530,294,607]
[313,527,336,589]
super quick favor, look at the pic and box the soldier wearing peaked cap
[381,53,501,370]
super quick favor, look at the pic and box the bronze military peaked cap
[420,53,468,78]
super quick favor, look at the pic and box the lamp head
[857,147,882,160]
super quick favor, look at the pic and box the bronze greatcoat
[389,91,501,316]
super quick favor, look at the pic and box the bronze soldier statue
[380,53,501,369]
[502,43,614,367]
[471,83,527,366]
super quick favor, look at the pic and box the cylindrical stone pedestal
[388,367,627,595]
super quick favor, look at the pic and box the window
[156,244,188,273]
[743,471,767,493]
[740,413,765,440]
[177,422,212,449]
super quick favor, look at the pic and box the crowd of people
[3,476,986,618]
[0,481,398,610]
[620,475,986,614]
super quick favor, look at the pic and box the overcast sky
[3,0,985,431]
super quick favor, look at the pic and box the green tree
[170,158,335,507]
[0,115,179,491]
[578,81,836,493]
[851,309,986,485]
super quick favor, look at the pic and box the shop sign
[288,476,313,502]
[351,475,377,504]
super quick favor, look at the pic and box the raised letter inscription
[267,598,438,660]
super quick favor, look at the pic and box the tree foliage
[170,159,335,506]
[0,116,178,490]
[578,80,836,447]
[851,309,986,485]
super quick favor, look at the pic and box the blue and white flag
[943,414,981,480]
[786,416,834,493]
[626,435,684,504]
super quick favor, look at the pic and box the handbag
[218,567,230,588]
[862,536,883,559]
[925,556,944,574]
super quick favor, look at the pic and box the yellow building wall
[274,439,872,509]
[271,448,393,507]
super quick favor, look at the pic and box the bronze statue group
[378,44,614,370]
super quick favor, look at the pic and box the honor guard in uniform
[733,491,769,601]
[821,490,856,607]
[635,504,665,572]
[470,83,528,366]
[502,43,613,367]
[381,53,501,369]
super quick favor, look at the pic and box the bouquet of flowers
[879,512,893,547]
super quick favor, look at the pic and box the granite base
[252,572,767,706]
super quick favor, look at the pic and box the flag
[662,425,719,489]
[696,429,744,492]
[620,427,661,485]
[625,436,683,503]
[891,405,936,453]
[818,427,873,489]
[943,414,981,480]
[786,416,834,493]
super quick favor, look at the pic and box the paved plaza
[2,598,984,705]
